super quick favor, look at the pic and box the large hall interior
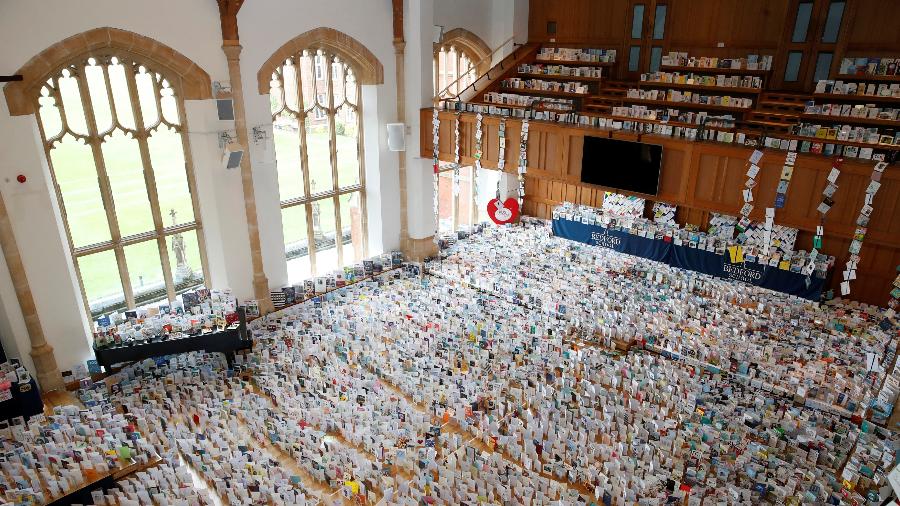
[1,0,900,504]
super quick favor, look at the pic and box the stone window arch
[434,28,491,98]
[4,27,212,317]
[261,27,382,282]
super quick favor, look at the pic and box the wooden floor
[42,389,83,414]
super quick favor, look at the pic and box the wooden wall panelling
[423,108,900,305]
[651,136,692,205]
[528,0,629,46]
[427,110,900,247]
[676,207,710,229]
[842,0,900,55]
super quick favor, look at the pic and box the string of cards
[517,118,529,206]
[806,158,843,281]
[474,113,483,205]
[432,108,441,247]
[736,149,764,244]
[758,150,797,259]
[840,160,887,295]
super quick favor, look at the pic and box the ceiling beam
[216,0,245,43]
[0,75,24,83]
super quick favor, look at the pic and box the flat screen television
[580,136,662,195]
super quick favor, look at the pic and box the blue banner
[552,218,825,300]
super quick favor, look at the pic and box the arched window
[270,49,368,283]
[34,54,207,318]
[433,28,491,99]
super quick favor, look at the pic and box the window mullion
[36,89,93,317]
[296,59,317,274]
[456,49,462,95]
[98,63,121,133]
[355,81,368,259]
[433,51,440,97]
[326,56,343,269]
[173,78,211,287]
[73,64,135,309]
[123,64,175,303]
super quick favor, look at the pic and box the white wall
[0,0,250,373]
[434,0,530,62]
[0,0,404,375]
[0,0,523,378]
[238,0,402,284]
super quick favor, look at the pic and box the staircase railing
[433,36,518,106]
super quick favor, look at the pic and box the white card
[840,281,851,295]
[749,150,763,164]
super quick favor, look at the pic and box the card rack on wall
[446,47,900,164]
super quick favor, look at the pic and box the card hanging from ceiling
[804,157,843,282]
[452,112,461,198]
[517,118,529,208]
[735,149,764,244]
[498,118,507,172]
[453,113,461,166]
[840,160,887,296]
[760,150,797,256]
[473,112,484,213]
[432,108,440,246]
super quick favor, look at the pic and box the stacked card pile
[707,212,736,240]
[92,288,239,349]
[601,192,645,218]
[652,201,676,225]
[0,405,157,504]
[432,221,881,414]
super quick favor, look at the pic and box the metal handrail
[434,35,516,105]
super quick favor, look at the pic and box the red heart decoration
[487,198,519,225]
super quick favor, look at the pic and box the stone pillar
[222,42,274,314]
[393,0,411,255]
[0,192,63,390]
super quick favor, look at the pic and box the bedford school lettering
[722,262,764,283]
[590,231,622,249]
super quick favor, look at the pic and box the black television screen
[580,136,662,195]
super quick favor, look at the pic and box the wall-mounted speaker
[217,99,235,121]
[387,123,406,152]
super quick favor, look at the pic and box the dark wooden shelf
[470,100,574,111]
[834,73,900,83]
[534,58,616,67]
[624,96,752,112]
[812,92,900,105]
[499,85,589,98]
[659,64,770,76]
[638,80,762,94]
[800,113,900,128]
[785,133,900,151]
[517,72,604,82]
[584,112,736,131]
